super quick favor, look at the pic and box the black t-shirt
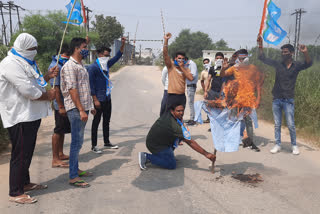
[146,111,184,154]
[209,67,225,92]
[258,53,313,99]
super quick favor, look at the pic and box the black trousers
[166,93,186,111]
[91,100,112,148]
[7,119,41,197]
[160,90,168,117]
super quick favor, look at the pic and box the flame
[208,64,264,113]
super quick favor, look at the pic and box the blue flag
[263,0,287,46]
[63,0,83,25]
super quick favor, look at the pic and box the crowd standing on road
[0,29,313,204]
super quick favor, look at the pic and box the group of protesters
[138,32,313,171]
[0,28,313,204]
[0,32,126,204]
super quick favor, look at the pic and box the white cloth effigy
[194,101,258,152]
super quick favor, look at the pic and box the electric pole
[84,6,91,33]
[0,1,7,45]
[291,8,307,60]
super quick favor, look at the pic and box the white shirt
[186,60,198,85]
[161,66,169,90]
[0,53,51,128]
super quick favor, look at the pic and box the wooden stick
[211,149,217,174]
[258,0,269,36]
[52,0,77,88]
[160,9,166,43]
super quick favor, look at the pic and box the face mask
[282,54,291,62]
[203,64,211,71]
[23,50,37,61]
[80,49,89,59]
[237,57,249,65]
[214,59,223,70]
[174,59,186,67]
[98,57,110,70]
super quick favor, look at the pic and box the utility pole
[0,1,7,45]
[8,1,13,38]
[291,8,307,60]
[15,4,25,31]
[84,6,91,33]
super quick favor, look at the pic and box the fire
[208,64,264,113]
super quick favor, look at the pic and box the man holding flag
[258,0,313,155]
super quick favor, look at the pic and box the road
[0,65,320,214]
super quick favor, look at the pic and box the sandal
[24,183,48,192]
[69,180,90,188]
[9,194,37,204]
[78,171,93,177]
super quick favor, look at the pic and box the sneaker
[138,152,147,170]
[104,143,119,149]
[292,145,300,155]
[186,121,197,126]
[91,147,102,154]
[270,145,281,154]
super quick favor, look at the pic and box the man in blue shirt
[50,44,70,168]
[88,37,126,153]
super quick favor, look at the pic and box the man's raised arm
[163,33,173,69]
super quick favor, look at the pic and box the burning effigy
[194,58,264,154]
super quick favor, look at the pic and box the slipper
[78,171,93,177]
[24,183,48,192]
[69,180,90,188]
[9,194,37,204]
[52,163,69,168]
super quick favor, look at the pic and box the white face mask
[98,57,110,70]
[203,64,211,71]
[238,57,250,65]
[214,59,223,70]
[23,50,37,61]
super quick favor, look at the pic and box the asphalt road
[0,65,320,214]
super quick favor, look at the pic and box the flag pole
[52,0,77,88]
[259,0,269,36]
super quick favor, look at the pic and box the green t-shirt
[146,111,184,154]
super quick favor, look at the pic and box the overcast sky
[11,0,320,52]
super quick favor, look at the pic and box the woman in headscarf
[0,33,58,204]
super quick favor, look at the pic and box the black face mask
[282,54,292,62]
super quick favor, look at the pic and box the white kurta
[0,52,51,128]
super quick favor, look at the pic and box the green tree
[10,11,98,72]
[215,39,233,50]
[91,15,124,49]
[168,29,215,59]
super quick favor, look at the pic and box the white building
[202,50,235,63]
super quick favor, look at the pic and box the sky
[8,0,320,54]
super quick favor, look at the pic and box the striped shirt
[60,57,93,111]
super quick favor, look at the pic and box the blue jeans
[272,98,296,146]
[67,108,88,179]
[146,147,176,169]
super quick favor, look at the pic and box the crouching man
[139,103,216,170]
